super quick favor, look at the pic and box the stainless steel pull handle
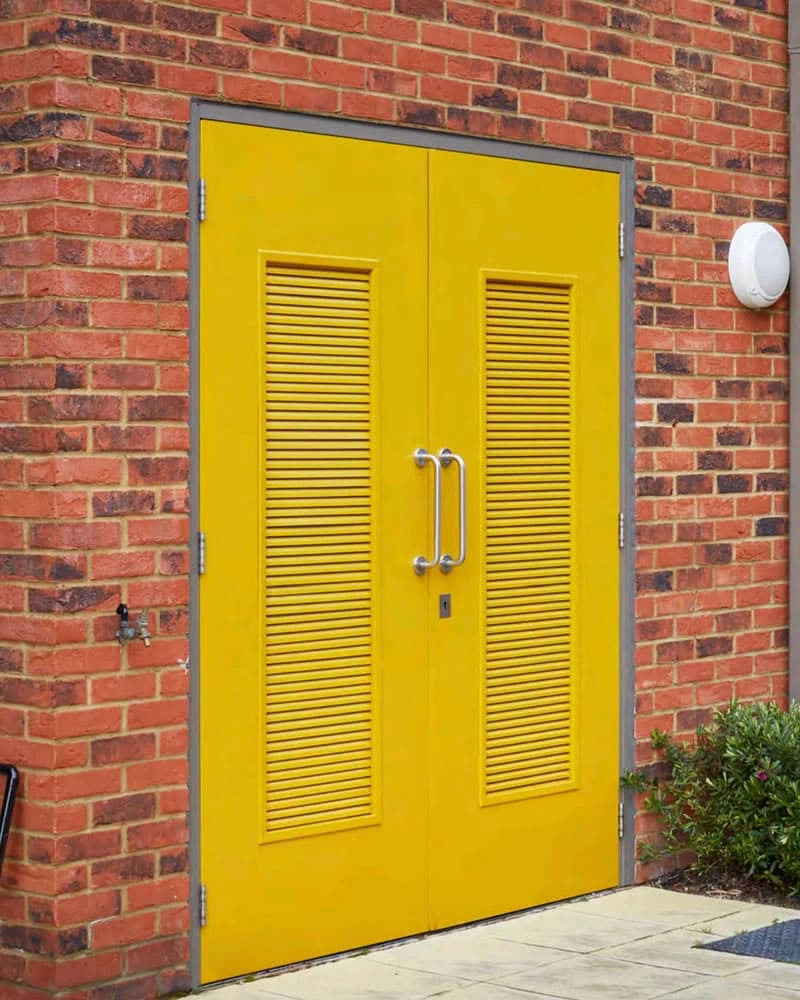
[439,448,466,574]
[413,448,442,575]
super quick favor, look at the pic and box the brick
[91,734,155,767]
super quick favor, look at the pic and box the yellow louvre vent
[262,261,377,840]
[483,278,575,804]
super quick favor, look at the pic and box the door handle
[413,448,442,575]
[439,448,466,573]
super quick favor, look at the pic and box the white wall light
[728,221,790,309]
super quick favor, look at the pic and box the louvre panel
[484,279,575,802]
[262,262,376,838]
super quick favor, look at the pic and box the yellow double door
[200,122,620,984]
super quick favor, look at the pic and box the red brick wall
[0,0,789,995]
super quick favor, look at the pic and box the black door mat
[701,919,800,964]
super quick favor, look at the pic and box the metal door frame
[188,101,636,988]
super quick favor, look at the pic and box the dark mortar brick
[754,201,787,221]
[94,793,156,826]
[159,848,188,874]
[718,474,751,493]
[715,5,748,26]
[237,21,278,44]
[567,52,608,76]
[54,365,85,389]
[656,352,692,374]
[398,102,444,127]
[697,636,733,657]
[96,121,145,144]
[657,403,694,424]
[0,649,23,673]
[637,426,671,447]
[676,474,712,495]
[156,4,217,33]
[613,108,653,131]
[56,428,86,452]
[284,27,338,56]
[757,472,788,491]
[29,586,114,614]
[702,543,733,564]
[698,451,732,470]
[654,68,693,92]
[58,927,88,956]
[716,379,750,399]
[634,207,654,229]
[498,12,543,36]
[658,215,694,234]
[717,426,750,446]
[636,571,673,593]
[57,145,121,176]
[675,49,712,72]
[473,88,518,111]
[396,0,444,17]
[637,281,671,302]
[716,102,750,126]
[610,8,649,30]
[91,55,155,86]
[757,381,788,401]
[129,215,186,241]
[636,476,672,497]
[497,64,543,90]
[91,0,153,24]
[0,112,84,143]
[92,490,155,517]
[656,306,694,327]
[734,35,767,58]
[677,522,712,542]
[92,854,155,882]
[756,517,787,537]
[29,18,119,49]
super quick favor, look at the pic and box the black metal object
[0,764,18,876]
[703,919,800,964]
[116,603,129,623]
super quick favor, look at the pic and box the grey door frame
[187,100,637,989]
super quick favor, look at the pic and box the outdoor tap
[116,604,151,648]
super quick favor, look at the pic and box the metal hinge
[619,221,625,259]
[618,511,625,550]
[198,531,206,575]
[199,883,207,928]
[199,178,206,222]
[618,801,624,839]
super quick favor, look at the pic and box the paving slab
[369,925,565,980]
[602,927,767,977]
[567,887,746,927]
[733,961,800,992]
[494,952,704,999]
[686,904,800,938]
[486,905,667,952]
[238,955,468,999]
[657,980,800,999]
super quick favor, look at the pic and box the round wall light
[728,221,790,309]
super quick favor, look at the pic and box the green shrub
[623,701,800,892]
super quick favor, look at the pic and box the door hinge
[198,178,206,222]
[618,801,624,839]
[618,511,625,550]
[199,883,207,928]
[198,531,206,575]
[619,221,625,259]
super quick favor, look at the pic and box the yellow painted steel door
[428,151,620,926]
[200,121,620,984]
[199,122,430,982]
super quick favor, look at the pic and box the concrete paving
[204,886,800,999]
